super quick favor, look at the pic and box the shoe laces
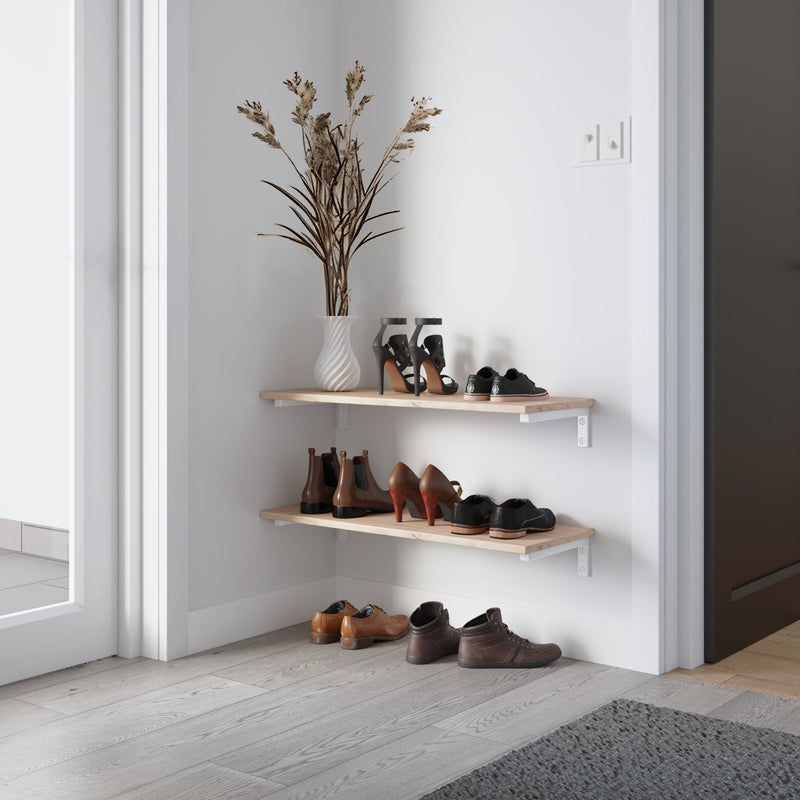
[503,623,531,648]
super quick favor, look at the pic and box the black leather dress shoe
[450,494,496,534]
[490,369,548,402]
[489,498,556,539]
[464,367,499,401]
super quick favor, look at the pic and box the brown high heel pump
[388,462,440,522]
[419,464,463,526]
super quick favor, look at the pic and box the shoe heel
[389,487,407,522]
[420,491,440,526]
[332,505,370,519]
[340,636,373,650]
[310,631,340,644]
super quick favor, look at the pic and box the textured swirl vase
[313,315,361,392]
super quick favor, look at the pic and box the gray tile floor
[0,549,69,616]
[1,620,799,799]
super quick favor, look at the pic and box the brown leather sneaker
[405,601,460,664]
[310,599,357,644]
[457,607,561,668]
[340,604,409,650]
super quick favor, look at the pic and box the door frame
[124,0,190,661]
[0,0,120,685]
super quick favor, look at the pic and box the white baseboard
[187,576,337,655]
[184,574,643,672]
[334,575,638,672]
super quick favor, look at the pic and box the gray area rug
[421,698,800,799]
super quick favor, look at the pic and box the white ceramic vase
[313,315,361,392]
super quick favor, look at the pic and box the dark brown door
[706,0,800,661]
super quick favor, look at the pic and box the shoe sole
[458,655,560,668]
[463,393,490,401]
[300,502,333,514]
[332,505,394,519]
[309,631,340,644]
[450,523,490,535]
[489,524,555,539]
[340,629,408,650]
[406,649,459,665]
[490,392,549,402]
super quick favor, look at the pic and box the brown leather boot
[301,447,339,514]
[457,607,561,668]
[340,604,409,649]
[418,464,462,525]
[310,599,357,644]
[332,450,393,518]
[405,601,460,664]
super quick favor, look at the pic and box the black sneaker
[489,498,556,539]
[490,369,548,402]
[464,366,499,401]
[450,494,496,534]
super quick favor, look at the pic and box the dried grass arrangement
[238,62,442,316]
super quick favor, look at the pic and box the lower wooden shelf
[260,505,594,574]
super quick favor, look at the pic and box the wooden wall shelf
[260,388,595,446]
[260,505,594,575]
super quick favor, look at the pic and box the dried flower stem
[238,62,442,316]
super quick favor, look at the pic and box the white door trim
[664,0,705,671]
[124,0,190,661]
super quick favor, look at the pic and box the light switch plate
[600,120,624,160]
[577,123,599,162]
[575,118,631,167]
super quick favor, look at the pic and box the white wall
[186,0,342,642]
[184,0,665,672]
[0,1,70,529]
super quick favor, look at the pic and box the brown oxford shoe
[310,599,357,644]
[405,601,460,664]
[457,607,561,668]
[340,604,410,650]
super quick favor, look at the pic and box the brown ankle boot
[405,601,460,664]
[333,450,393,518]
[301,447,339,514]
[457,607,561,668]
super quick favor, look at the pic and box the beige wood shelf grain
[259,388,594,416]
[261,504,594,567]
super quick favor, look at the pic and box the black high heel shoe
[409,318,459,397]
[372,317,427,395]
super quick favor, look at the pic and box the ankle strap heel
[373,317,427,394]
[409,318,458,396]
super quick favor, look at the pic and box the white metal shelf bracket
[519,406,592,447]
[271,398,348,430]
[519,536,592,576]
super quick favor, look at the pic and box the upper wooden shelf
[260,388,595,445]
[260,388,594,415]
[261,504,593,573]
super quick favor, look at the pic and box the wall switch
[600,120,624,160]
[577,123,599,162]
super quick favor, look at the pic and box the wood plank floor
[671,620,800,700]
[1,623,799,799]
